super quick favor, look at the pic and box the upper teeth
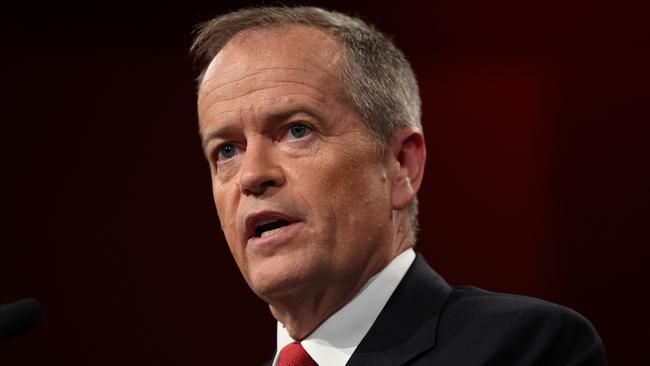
[256,217,280,226]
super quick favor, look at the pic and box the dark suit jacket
[266,253,606,365]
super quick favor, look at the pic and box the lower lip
[246,222,304,248]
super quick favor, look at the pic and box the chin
[244,253,321,301]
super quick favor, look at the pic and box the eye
[216,143,239,161]
[286,123,311,140]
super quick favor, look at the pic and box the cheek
[322,149,385,201]
[212,181,240,245]
[313,150,357,194]
[309,151,390,230]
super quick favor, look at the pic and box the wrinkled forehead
[199,25,345,93]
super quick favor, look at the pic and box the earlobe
[389,128,426,210]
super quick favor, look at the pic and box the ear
[388,127,426,210]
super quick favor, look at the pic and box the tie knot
[278,342,317,366]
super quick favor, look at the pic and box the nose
[238,141,286,196]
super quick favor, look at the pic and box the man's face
[197,26,397,302]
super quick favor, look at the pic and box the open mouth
[254,219,291,238]
[245,211,301,243]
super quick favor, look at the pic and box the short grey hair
[190,6,422,238]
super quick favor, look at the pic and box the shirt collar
[273,248,416,366]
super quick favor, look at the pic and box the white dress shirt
[273,248,416,366]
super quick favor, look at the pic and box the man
[191,6,606,365]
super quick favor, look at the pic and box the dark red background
[3,1,648,364]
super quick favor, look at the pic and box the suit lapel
[346,253,452,366]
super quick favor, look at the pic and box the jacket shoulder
[433,286,606,365]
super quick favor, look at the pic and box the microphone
[0,298,42,338]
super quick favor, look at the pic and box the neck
[269,280,362,340]
[270,214,414,340]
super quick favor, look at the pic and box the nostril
[241,179,278,196]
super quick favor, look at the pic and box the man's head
[191,6,426,336]
[192,7,423,231]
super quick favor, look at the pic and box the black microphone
[0,298,42,338]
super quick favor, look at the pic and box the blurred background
[2,0,648,364]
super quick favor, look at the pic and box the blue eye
[288,123,310,139]
[217,143,237,161]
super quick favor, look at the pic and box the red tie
[277,342,318,366]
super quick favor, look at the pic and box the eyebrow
[201,124,239,150]
[200,106,322,149]
[269,106,322,126]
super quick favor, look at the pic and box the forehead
[197,25,349,130]
[200,25,343,94]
